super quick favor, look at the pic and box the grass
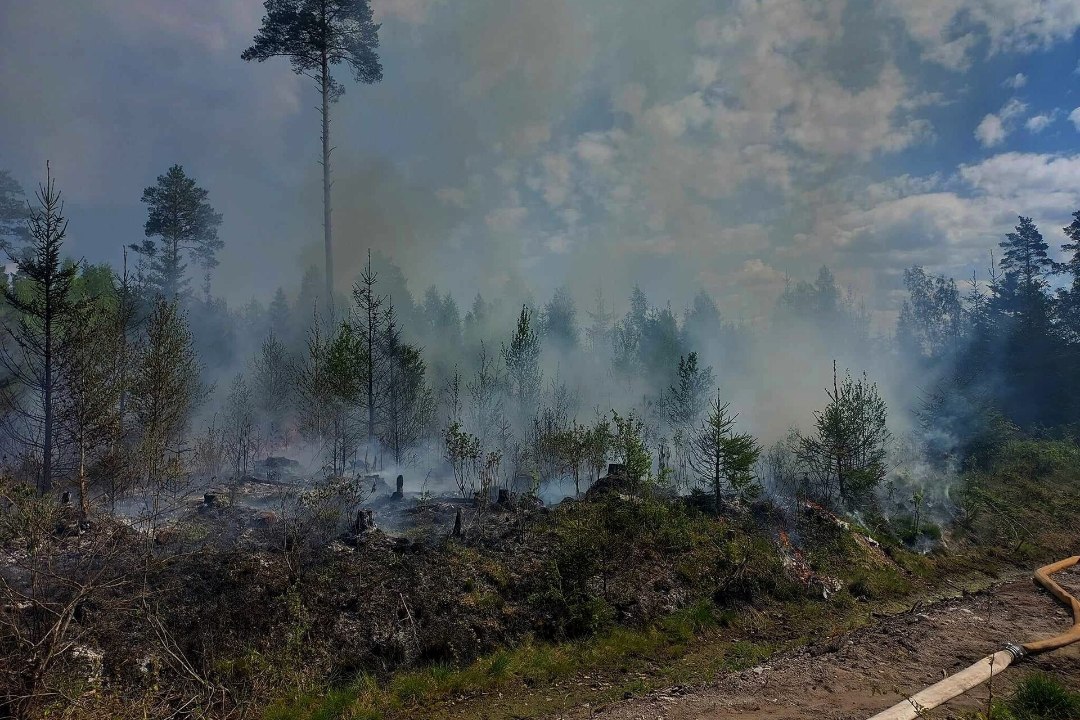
[261,599,781,720]
[969,673,1080,720]
[1007,673,1080,720]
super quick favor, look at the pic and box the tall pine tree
[243,0,382,310]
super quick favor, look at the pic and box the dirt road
[552,567,1080,720]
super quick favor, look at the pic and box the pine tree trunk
[321,57,334,313]
[78,440,90,519]
[42,300,52,495]
[833,360,845,504]
[367,343,375,443]
[714,446,721,514]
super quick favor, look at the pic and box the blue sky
[3,0,1080,328]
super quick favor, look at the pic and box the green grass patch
[970,673,1080,720]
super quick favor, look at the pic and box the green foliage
[443,421,481,498]
[610,409,650,486]
[131,164,223,300]
[1,167,82,492]
[976,674,1080,720]
[897,266,963,360]
[688,391,761,511]
[714,533,797,603]
[795,364,889,508]
[1008,673,1080,720]
[668,352,714,431]
[128,299,202,484]
[502,304,542,405]
[325,322,366,403]
[243,0,383,94]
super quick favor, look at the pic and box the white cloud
[1026,112,1057,133]
[975,98,1028,147]
[1003,72,1027,89]
[959,152,1080,208]
[1070,107,1080,131]
[883,0,1080,69]
[1000,97,1028,120]
[975,115,1006,147]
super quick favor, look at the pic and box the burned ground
[4,438,1080,719]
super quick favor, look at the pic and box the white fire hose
[867,556,1080,720]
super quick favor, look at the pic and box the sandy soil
[550,567,1080,720]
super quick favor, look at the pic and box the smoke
[5,0,1071,515]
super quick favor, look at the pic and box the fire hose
[867,555,1080,720]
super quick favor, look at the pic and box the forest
[2,154,1080,718]
[3,1,1080,719]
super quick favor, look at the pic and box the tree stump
[355,509,375,534]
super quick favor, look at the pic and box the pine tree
[585,288,613,354]
[0,165,80,493]
[682,291,722,342]
[243,0,382,309]
[613,285,647,375]
[352,250,382,443]
[295,308,333,445]
[323,321,365,474]
[795,363,890,508]
[379,317,433,465]
[542,286,579,350]
[502,305,542,409]
[130,165,223,301]
[1059,211,1080,338]
[667,352,714,431]
[57,298,123,516]
[610,410,650,488]
[689,391,760,512]
[252,330,294,446]
[464,293,490,348]
[222,374,256,477]
[129,299,202,490]
[466,341,506,449]
[995,216,1054,324]
[1001,216,1054,291]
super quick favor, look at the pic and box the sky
[2,0,1080,328]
